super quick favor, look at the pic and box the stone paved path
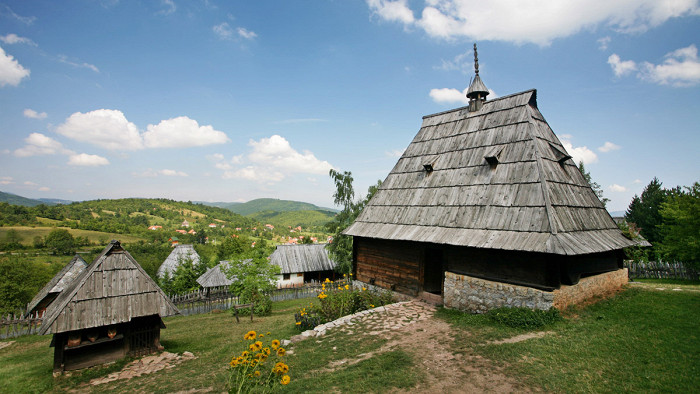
[87,351,196,386]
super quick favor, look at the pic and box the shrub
[487,307,562,329]
[236,288,272,317]
[227,330,291,393]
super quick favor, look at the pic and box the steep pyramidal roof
[196,260,249,288]
[345,89,636,255]
[157,244,200,278]
[39,240,179,335]
[25,254,88,316]
[269,244,337,274]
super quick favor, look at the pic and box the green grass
[438,285,700,393]
[632,278,700,286]
[0,226,145,246]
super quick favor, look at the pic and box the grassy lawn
[0,226,145,246]
[438,284,700,393]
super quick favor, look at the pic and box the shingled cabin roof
[25,254,88,316]
[344,89,636,256]
[157,244,200,278]
[269,244,337,274]
[196,259,250,288]
[39,241,179,335]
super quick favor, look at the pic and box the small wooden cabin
[269,244,338,287]
[344,47,636,311]
[25,254,87,317]
[39,241,179,372]
[196,260,250,296]
[157,244,201,279]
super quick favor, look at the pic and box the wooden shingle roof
[157,244,200,278]
[196,259,250,288]
[39,241,179,335]
[25,254,88,316]
[269,244,337,274]
[344,89,636,255]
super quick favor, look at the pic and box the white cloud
[434,49,472,73]
[368,0,700,45]
[367,0,415,24]
[1,5,36,25]
[237,27,257,40]
[23,108,47,119]
[429,87,498,104]
[0,176,13,185]
[134,169,188,177]
[67,153,109,166]
[213,22,234,40]
[597,36,611,51]
[273,118,327,124]
[598,141,621,152]
[142,116,229,148]
[0,46,30,87]
[608,54,637,77]
[158,0,176,15]
[223,166,285,183]
[633,179,642,184]
[58,55,99,73]
[56,109,143,150]
[385,149,403,158]
[248,135,333,175]
[560,137,598,165]
[14,133,72,157]
[609,184,628,192]
[23,181,37,186]
[0,34,36,46]
[38,186,50,192]
[639,44,700,87]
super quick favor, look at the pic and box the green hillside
[222,198,337,216]
[249,209,336,228]
[0,190,49,207]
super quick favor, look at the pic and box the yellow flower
[295,322,301,325]
[271,340,281,349]
[263,347,271,355]
[254,370,261,377]
[241,351,249,357]
[273,362,287,374]
[318,292,327,299]
[370,304,375,308]
[324,278,331,283]
[362,287,366,291]
[266,332,271,336]
[244,330,257,340]
[249,344,256,351]
[344,284,349,290]
[281,375,291,385]
[258,334,264,338]
[349,273,353,276]
[253,341,263,351]
[277,347,286,357]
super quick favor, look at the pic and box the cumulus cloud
[0,46,30,87]
[560,137,598,165]
[213,22,234,40]
[598,141,621,152]
[0,34,36,46]
[597,36,611,51]
[237,27,257,40]
[367,0,700,45]
[23,108,47,119]
[223,167,285,183]
[38,186,50,192]
[67,153,110,166]
[248,135,333,174]
[608,54,637,76]
[385,149,403,158]
[14,133,72,157]
[0,176,13,185]
[134,169,188,177]
[429,87,498,105]
[609,184,628,192]
[143,116,229,148]
[56,109,143,150]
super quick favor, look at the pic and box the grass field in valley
[0,226,146,246]
[0,284,698,393]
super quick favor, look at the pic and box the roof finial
[466,43,489,111]
[474,43,479,76]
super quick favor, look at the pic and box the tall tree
[625,177,667,245]
[577,162,609,207]
[659,182,700,269]
[326,169,381,274]
[45,228,76,255]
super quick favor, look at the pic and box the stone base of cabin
[443,269,628,313]
[352,280,414,302]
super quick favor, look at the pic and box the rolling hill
[201,198,337,216]
[0,191,49,207]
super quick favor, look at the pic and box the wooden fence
[625,260,699,281]
[0,311,44,340]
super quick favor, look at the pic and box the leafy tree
[0,229,23,250]
[0,255,60,315]
[659,182,700,269]
[225,255,279,316]
[217,236,247,261]
[45,228,76,255]
[625,177,667,245]
[33,235,44,249]
[577,162,609,207]
[326,169,382,274]
[168,255,208,294]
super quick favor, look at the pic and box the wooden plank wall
[354,237,422,296]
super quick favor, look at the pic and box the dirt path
[326,301,533,393]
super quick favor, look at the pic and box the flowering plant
[227,330,291,393]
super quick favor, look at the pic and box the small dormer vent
[549,143,572,164]
[484,147,503,168]
[423,163,434,173]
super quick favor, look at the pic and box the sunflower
[244,330,257,340]
[253,341,263,351]
[271,340,280,349]
[241,351,249,357]
[281,375,291,385]
[277,347,286,356]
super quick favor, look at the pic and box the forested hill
[202,198,338,216]
[0,198,256,237]
[0,190,49,207]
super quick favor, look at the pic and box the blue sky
[1,0,698,213]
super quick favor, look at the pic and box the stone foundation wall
[552,268,628,310]
[352,280,413,302]
[444,269,628,313]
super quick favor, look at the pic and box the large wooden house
[344,46,636,312]
[39,241,179,373]
[25,254,87,317]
